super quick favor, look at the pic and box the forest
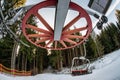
[0,0,120,75]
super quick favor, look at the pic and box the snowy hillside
[0,49,120,80]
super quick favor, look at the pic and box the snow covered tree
[116,10,120,24]
[13,0,26,8]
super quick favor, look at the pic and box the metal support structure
[83,42,86,57]
[54,0,71,40]
[86,9,100,19]
[0,3,30,47]
[6,5,34,25]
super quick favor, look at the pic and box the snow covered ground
[0,49,120,80]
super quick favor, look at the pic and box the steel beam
[54,0,71,40]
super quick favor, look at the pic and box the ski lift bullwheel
[22,0,92,50]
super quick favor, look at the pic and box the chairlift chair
[71,56,92,75]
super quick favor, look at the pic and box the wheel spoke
[63,14,81,31]
[62,34,84,39]
[60,40,67,48]
[62,26,88,35]
[63,38,77,44]
[45,39,53,47]
[27,33,51,38]
[55,41,57,49]
[34,12,53,33]
[26,24,52,34]
[35,37,50,43]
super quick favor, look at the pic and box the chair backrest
[71,56,90,71]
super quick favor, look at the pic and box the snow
[0,49,120,80]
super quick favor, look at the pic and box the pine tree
[95,36,104,57]
[85,35,98,59]
[115,10,120,24]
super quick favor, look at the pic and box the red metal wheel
[22,0,92,50]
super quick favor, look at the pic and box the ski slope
[0,49,120,80]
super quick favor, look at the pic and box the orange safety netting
[0,64,31,76]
